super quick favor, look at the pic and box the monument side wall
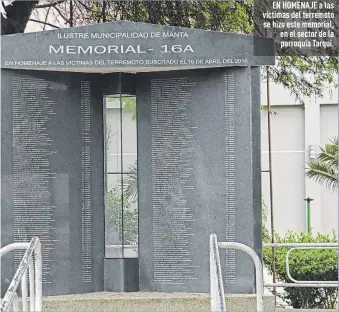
[0,69,104,296]
[137,67,261,293]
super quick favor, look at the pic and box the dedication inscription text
[151,77,198,284]
[12,76,57,283]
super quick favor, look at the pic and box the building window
[104,95,138,258]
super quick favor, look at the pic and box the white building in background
[261,79,338,235]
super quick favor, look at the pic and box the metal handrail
[217,241,264,312]
[264,243,338,288]
[286,246,337,284]
[0,237,42,312]
[264,282,338,288]
[264,243,337,248]
[210,234,226,312]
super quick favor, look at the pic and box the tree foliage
[306,137,338,191]
[1,1,38,34]
[106,187,138,245]
[122,97,137,121]
[123,161,138,202]
[267,56,337,104]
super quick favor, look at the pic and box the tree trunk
[1,1,38,35]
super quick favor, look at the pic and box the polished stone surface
[137,67,261,293]
[1,21,275,72]
[1,70,104,296]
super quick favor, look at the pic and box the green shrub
[263,231,338,309]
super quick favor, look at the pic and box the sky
[26,5,66,33]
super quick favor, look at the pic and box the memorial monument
[1,21,275,296]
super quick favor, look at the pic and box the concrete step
[42,292,275,312]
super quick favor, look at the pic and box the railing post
[0,237,42,312]
[210,234,226,312]
[21,270,28,311]
[35,241,42,311]
[264,243,338,288]
[12,293,19,312]
[29,259,35,312]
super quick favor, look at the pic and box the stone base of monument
[39,292,275,311]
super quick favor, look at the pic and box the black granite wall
[1,67,262,296]
[137,67,262,294]
[1,69,105,296]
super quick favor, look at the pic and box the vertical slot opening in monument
[104,93,138,259]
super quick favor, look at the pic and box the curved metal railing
[264,243,338,288]
[210,234,265,312]
[210,234,226,312]
[0,237,42,312]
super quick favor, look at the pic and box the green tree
[306,137,338,191]
[122,97,137,121]
[1,1,37,35]
[123,161,138,202]
[106,187,138,245]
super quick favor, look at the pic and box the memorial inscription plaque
[224,73,236,283]
[12,76,57,284]
[151,77,198,285]
[80,80,92,283]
